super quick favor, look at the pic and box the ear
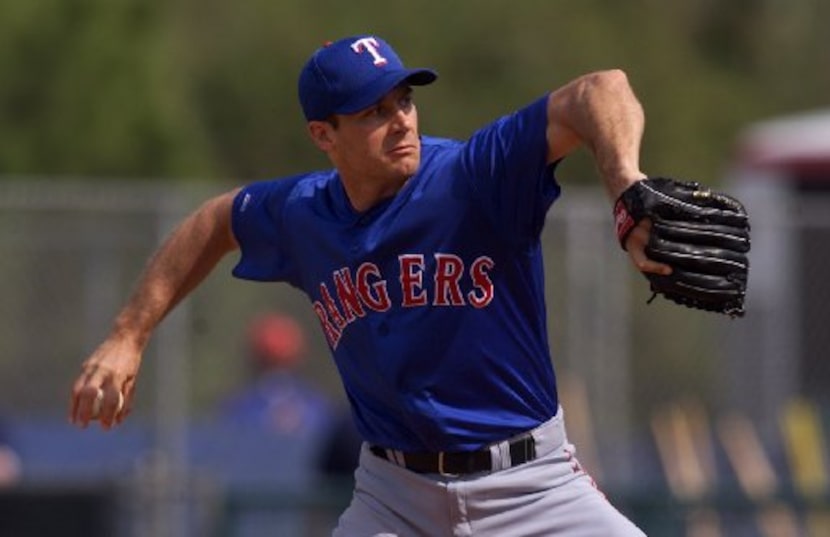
[307,121,335,152]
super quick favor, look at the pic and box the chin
[396,155,421,177]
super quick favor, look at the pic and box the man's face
[318,85,421,183]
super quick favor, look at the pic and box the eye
[360,105,383,119]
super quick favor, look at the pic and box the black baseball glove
[614,177,750,317]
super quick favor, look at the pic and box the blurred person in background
[221,312,327,438]
[0,420,21,487]
[214,313,361,536]
[220,312,361,477]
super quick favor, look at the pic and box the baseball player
[69,34,749,536]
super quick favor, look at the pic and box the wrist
[604,170,647,201]
[109,316,151,352]
[612,178,651,249]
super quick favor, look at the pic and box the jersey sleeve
[230,178,296,282]
[459,94,561,243]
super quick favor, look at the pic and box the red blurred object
[247,314,307,370]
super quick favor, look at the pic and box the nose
[390,104,413,133]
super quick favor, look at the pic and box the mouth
[388,143,418,157]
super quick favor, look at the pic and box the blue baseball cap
[298,35,438,121]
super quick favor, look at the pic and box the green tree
[0,1,214,178]
[0,0,827,182]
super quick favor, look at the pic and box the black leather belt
[370,435,537,476]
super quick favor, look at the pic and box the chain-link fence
[0,177,828,536]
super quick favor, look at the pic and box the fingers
[96,387,126,428]
[625,220,672,276]
[69,381,100,428]
[69,350,135,430]
[116,378,137,426]
[70,378,126,430]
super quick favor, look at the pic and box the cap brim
[335,68,438,116]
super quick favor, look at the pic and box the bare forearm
[109,190,239,350]
[546,69,646,199]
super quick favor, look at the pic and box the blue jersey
[231,95,562,451]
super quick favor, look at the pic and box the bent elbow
[581,69,632,97]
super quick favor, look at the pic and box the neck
[340,173,409,213]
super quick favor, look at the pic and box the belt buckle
[438,452,459,477]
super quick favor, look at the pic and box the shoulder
[419,135,463,167]
[473,95,550,138]
[238,170,338,206]
[420,95,549,158]
[250,170,337,194]
[421,135,461,150]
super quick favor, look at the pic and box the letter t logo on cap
[350,37,388,66]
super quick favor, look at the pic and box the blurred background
[1,0,829,535]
